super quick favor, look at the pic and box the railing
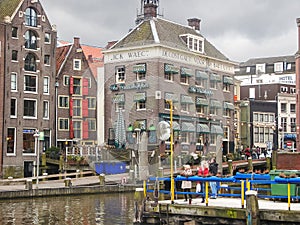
[146,172,300,210]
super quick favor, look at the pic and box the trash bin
[270,170,300,197]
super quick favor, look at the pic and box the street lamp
[33,130,40,188]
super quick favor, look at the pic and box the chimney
[144,0,158,19]
[188,18,201,31]
[88,55,93,62]
[73,37,80,47]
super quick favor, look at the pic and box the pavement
[0,172,130,192]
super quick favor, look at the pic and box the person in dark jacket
[209,158,218,199]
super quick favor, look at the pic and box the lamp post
[33,130,40,189]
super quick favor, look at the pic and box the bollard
[129,170,135,184]
[42,173,48,181]
[246,190,260,225]
[64,177,72,187]
[228,160,233,175]
[247,157,253,172]
[134,188,144,223]
[99,173,105,186]
[25,179,33,190]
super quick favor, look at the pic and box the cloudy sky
[40,0,300,62]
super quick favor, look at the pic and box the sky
[40,0,300,62]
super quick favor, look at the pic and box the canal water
[0,192,135,225]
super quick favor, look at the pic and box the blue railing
[146,172,300,209]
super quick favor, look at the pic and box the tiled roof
[240,55,295,66]
[111,17,229,61]
[0,0,22,21]
[56,45,71,75]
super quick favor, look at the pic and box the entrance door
[24,161,33,177]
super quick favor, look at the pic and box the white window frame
[73,59,81,71]
[256,63,265,74]
[274,62,283,73]
[43,77,49,94]
[43,100,49,119]
[23,98,37,119]
[24,74,38,93]
[59,95,69,108]
[11,73,17,91]
[10,98,17,118]
[59,118,69,130]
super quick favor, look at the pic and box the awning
[196,97,209,106]
[165,92,178,102]
[224,102,235,110]
[181,95,194,104]
[210,100,222,108]
[112,94,125,103]
[169,121,180,131]
[210,74,222,82]
[197,124,210,133]
[210,125,223,134]
[181,122,196,132]
[164,64,179,74]
[284,133,296,140]
[133,64,146,73]
[223,76,234,85]
[133,92,146,102]
[181,67,193,77]
[196,71,209,79]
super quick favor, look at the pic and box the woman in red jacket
[197,160,209,203]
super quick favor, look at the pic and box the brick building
[56,37,98,152]
[0,0,56,177]
[104,0,236,159]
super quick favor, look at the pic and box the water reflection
[0,192,135,225]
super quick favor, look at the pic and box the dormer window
[255,63,265,74]
[180,34,204,53]
[274,62,283,73]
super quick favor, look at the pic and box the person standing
[209,158,218,199]
[181,164,193,203]
[197,160,209,203]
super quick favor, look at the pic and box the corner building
[104,1,236,157]
[0,0,56,178]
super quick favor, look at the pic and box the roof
[56,45,71,75]
[111,17,229,61]
[0,0,22,21]
[240,55,295,67]
[56,40,103,79]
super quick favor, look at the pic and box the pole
[33,130,40,189]
[169,100,175,203]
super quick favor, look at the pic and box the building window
[87,97,96,109]
[12,27,18,38]
[164,64,178,81]
[43,77,49,94]
[290,104,296,113]
[256,63,265,74]
[73,121,82,139]
[73,59,81,70]
[281,117,287,132]
[23,129,35,154]
[11,73,17,91]
[45,33,51,43]
[43,101,49,119]
[180,34,204,53]
[195,70,208,87]
[59,96,69,108]
[63,75,69,86]
[115,66,125,83]
[44,55,50,65]
[73,78,81,95]
[281,103,287,113]
[10,98,17,117]
[24,53,37,72]
[7,128,16,155]
[280,86,288,93]
[291,118,296,132]
[24,99,36,118]
[24,30,37,49]
[73,99,81,117]
[274,62,283,73]
[59,118,69,130]
[12,50,18,61]
[134,92,146,110]
[88,119,96,131]
[133,63,146,80]
[24,75,37,92]
[115,102,125,111]
[25,7,37,27]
